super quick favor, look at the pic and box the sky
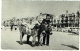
[2,0,80,20]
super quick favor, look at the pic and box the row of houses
[2,17,36,27]
[53,10,80,28]
[2,13,54,28]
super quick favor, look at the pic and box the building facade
[60,11,79,28]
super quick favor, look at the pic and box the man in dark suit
[37,22,46,45]
[43,14,53,46]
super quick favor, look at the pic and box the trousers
[43,34,50,45]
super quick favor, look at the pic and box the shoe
[26,41,29,44]
[40,44,43,46]
[36,43,40,46]
[42,43,45,45]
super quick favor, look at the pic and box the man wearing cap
[42,14,53,46]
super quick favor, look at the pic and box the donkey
[18,21,40,46]
[18,21,32,45]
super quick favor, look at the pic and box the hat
[46,14,50,16]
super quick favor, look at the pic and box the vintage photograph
[1,0,80,50]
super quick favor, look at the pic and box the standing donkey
[17,19,31,45]
[18,20,40,46]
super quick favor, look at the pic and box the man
[43,14,53,46]
[37,22,47,46]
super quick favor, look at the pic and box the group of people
[2,14,53,47]
[17,14,53,47]
[27,14,53,47]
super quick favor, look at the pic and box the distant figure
[14,21,17,30]
[10,20,14,31]
[3,21,6,30]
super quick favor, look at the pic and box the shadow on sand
[16,41,39,47]
[61,44,79,50]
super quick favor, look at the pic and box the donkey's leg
[20,33,22,45]
[32,35,36,47]
[27,35,30,43]
[40,37,43,46]
[22,32,24,38]
[20,32,24,45]
[40,33,43,46]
